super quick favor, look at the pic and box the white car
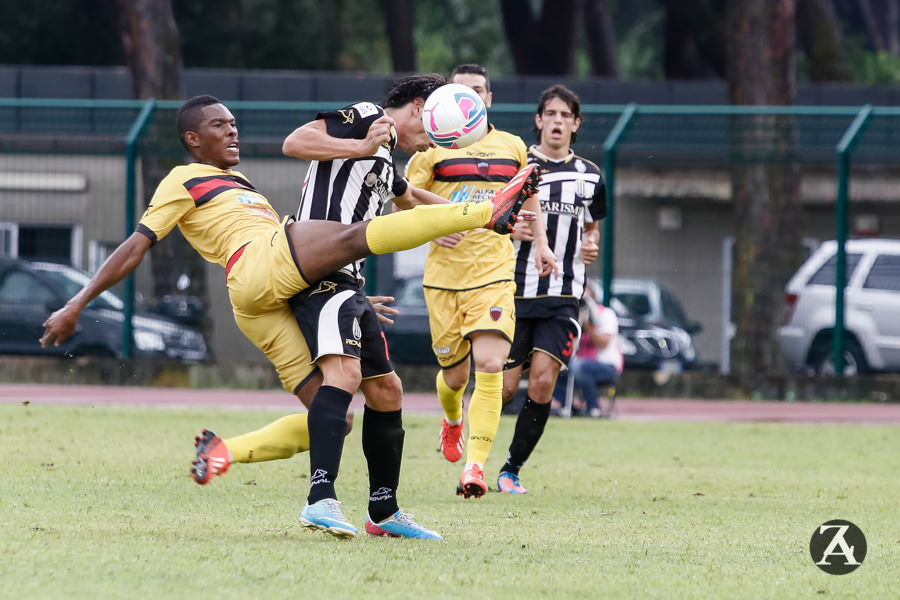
[778,238,900,375]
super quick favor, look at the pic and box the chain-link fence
[2,99,899,376]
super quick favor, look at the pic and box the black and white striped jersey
[513,145,607,299]
[295,101,408,277]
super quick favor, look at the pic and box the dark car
[383,275,702,370]
[589,278,702,371]
[0,258,209,360]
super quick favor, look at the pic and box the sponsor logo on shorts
[309,280,338,296]
[352,317,362,339]
[345,338,362,348]
[434,346,451,355]
[490,306,503,321]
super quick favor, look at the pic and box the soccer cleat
[497,471,528,494]
[456,464,487,499]
[439,416,465,463]
[365,510,443,540]
[191,429,231,485]
[486,163,540,234]
[298,499,358,539]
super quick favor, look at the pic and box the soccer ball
[422,83,488,149]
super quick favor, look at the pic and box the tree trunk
[500,0,579,74]
[582,0,618,77]
[797,0,849,81]
[727,0,804,392]
[858,0,888,52]
[116,1,209,342]
[381,0,416,72]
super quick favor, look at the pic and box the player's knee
[474,355,506,373]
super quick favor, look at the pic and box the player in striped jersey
[407,64,558,499]
[496,85,607,494]
[39,95,536,537]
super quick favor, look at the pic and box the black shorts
[289,272,393,379]
[506,296,581,371]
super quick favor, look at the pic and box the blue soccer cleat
[298,499,357,539]
[497,471,528,494]
[365,510,443,540]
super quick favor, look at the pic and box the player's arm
[283,115,395,161]
[522,193,558,278]
[580,222,600,265]
[393,182,450,209]
[40,232,153,347]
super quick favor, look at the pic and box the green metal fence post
[600,103,637,306]
[122,98,157,358]
[833,104,872,375]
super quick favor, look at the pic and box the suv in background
[778,238,900,375]
[0,258,209,361]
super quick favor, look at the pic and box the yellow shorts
[424,281,516,369]
[226,218,315,393]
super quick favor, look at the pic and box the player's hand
[367,295,398,325]
[510,221,534,242]
[434,233,463,248]
[516,210,537,222]
[40,305,80,347]
[360,115,395,156]
[535,244,559,278]
[580,238,599,265]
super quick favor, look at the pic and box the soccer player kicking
[497,85,607,494]
[282,74,517,540]
[406,64,557,499]
[38,94,537,535]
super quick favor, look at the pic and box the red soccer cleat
[456,464,487,499]
[486,163,540,234]
[439,416,465,463]
[191,429,231,485]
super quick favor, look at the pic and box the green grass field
[2,403,898,599]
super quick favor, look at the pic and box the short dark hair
[381,74,447,108]
[450,63,490,92]
[176,95,222,151]
[534,84,582,143]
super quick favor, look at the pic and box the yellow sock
[466,371,503,466]
[365,202,491,255]
[436,370,465,423]
[224,413,309,463]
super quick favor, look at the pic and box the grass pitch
[2,403,898,599]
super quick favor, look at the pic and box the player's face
[395,98,434,154]
[535,97,580,151]
[188,103,240,169]
[451,73,493,108]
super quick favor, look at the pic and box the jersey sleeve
[135,172,194,245]
[405,149,435,189]
[589,175,608,221]
[318,102,384,140]
[391,163,409,197]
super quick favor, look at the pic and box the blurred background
[2,0,900,395]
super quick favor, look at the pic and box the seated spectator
[554,286,623,417]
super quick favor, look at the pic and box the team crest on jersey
[477,161,490,178]
[339,109,355,124]
[364,172,378,188]
[575,159,586,173]
[490,306,503,321]
[309,280,338,296]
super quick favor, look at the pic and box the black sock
[501,396,551,475]
[307,385,353,505]
[362,406,404,523]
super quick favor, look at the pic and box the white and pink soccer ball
[422,83,488,149]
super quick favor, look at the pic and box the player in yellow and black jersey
[406,64,558,499]
[39,94,538,538]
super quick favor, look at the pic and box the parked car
[778,238,900,375]
[382,274,702,370]
[0,258,209,361]
[589,278,702,371]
